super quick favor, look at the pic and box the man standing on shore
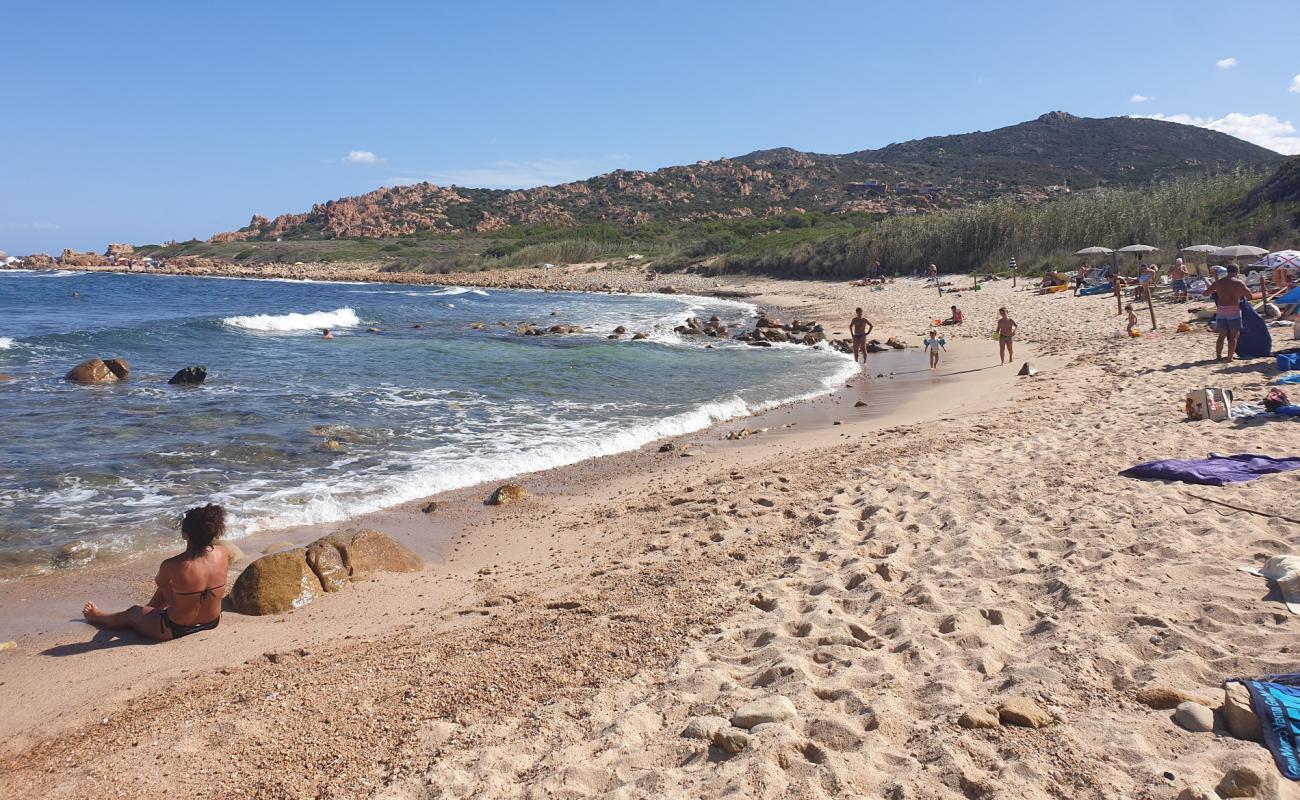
[996,307,1018,364]
[849,308,873,364]
[1209,264,1252,361]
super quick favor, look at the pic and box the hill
[209,112,1282,243]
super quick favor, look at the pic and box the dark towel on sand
[1228,674,1300,781]
[1120,453,1300,485]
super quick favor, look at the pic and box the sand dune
[1,272,1297,799]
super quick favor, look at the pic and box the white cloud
[1136,112,1300,155]
[1290,74,1300,94]
[1129,94,1152,104]
[343,150,385,165]
[2,221,60,230]
[1215,57,1237,69]
[386,157,626,189]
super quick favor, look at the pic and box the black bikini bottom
[163,612,220,640]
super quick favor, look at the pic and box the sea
[0,270,858,577]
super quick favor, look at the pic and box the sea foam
[222,307,361,332]
[0,337,13,349]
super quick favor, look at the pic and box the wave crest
[221,307,360,332]
[0,337,13,349]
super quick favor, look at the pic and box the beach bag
[1186,388,1234,421]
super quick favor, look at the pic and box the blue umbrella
[1276,285,1300,305]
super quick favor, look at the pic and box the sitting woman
[942,305,964,325]
[82,504,229,641]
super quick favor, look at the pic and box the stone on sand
[1216,765,1270,798]
[711,727,750,753]
[1223,681,1261,742]
[681,716,729,740]
[730,695,797,729]
[230,548,324,615]
[486,484,529,506]
[1173,701,1214,733]
[0,640,16,652]
[958,707,1000,729]
[305,539,350,592]
[329,529,422,579]
[1017,362,1038,376]
[997,696,1053,728]
[1134,685,1194,710]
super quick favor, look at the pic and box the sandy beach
[1,266,1297,799]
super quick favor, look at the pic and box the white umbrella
[1117,244,1159,254]
[1074,246,1113,255]
[1213,245,1269,259]
[1250,250,1300,271]
[1180,244,1220,253]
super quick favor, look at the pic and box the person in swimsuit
[923,329,946,369]
[1208,264,1252,362]
[1125,304,1139,337]
[1169,258,1189,302]
[82,504,229,641]
[942,305,963,325]
[849,307,873,364]
[996,307,1018,364]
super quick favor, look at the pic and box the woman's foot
[83,601,109,626]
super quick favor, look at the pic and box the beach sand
[1,268,1297,799]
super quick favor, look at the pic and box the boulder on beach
[230,548,324,615]
[305,539,350,592]
[328,529,423,579]
[730,695,797,729]
[1223,681,1261,741]
[103,358,130,379]
[486,483,529,506]
[66,358,119,384]
[168,366,207,385]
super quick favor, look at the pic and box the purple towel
[1120,453,1300,485]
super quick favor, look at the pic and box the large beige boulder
[230,548,323,615]
[326,529,422,579]
[66,358,118,384]
[305,539,350,592]
[1223,681,1261,742]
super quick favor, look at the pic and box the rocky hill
[210,112,1283,242]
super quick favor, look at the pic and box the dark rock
[168,366,207,385]
[1018,362,1038,376]
[421,501,438,514]
[103,358,130,379]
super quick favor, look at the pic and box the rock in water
[305,539,350,592]
[168,366,207,385]
[730,695,797,729]
[486,484,529,506]
[1017,362,1038,376]
[230,549,323,615]
[1173,701,1214,733]
[997,696,1053,728]
[66,358,118,384]
[102,358,130,380]
[1223,681,1261,742]
[328,529,422,579]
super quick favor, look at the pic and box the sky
[2,0,1299,254]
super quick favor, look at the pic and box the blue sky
[3,0,1298,254]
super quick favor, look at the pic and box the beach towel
[1119,453,1300,485]
[1226,675,1300,781]
[1281,353,1300,372]
[1277,373,1300,385]
[1236,299,1273,359]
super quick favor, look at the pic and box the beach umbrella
[1250,250,1300,271]
[1212,245,1268,260]
[1074,246,1113,255]
[1117,244,1159,254]
[1180,244,1220,277]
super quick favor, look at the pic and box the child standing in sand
[923,329,946,369]
[996,307,1018,364]
[1125,304,1139,337]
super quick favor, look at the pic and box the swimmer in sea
[322,328,333,339]
[849,307,873,364]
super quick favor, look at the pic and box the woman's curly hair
[181,504,225,554]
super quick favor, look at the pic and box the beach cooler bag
[1186,388,1234,421]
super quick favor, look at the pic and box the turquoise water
[0,270,856,576]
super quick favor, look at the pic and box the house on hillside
[845,179,887,195]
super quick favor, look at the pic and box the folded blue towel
[1120,453,1300,485]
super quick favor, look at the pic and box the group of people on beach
[848,303,1018,369]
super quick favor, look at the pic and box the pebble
[731,695,797,729]
[681,716,728,740]
[1173,701,1214,733]
[1134,685,1193,710]
[711,727,751,753]
[958,707,1000,729]
[997,696,1054,728]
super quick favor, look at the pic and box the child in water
[923,329,946,369]
[1124,305,1139,337]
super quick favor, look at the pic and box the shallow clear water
[0,270,856,575]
